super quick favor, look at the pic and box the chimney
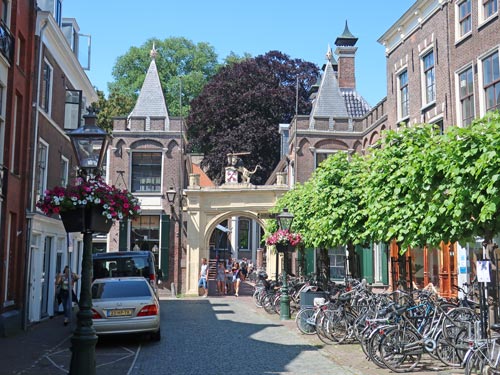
[335,21,358,89]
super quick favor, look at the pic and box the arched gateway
[184,177,288,295]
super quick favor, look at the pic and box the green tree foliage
[93,90,135,132]
[438,112,500,243]
[106,37,221,118]
[271,113,500,259]
[187,51,319,185]
[363,124,445,250]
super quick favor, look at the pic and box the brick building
[270,0,500,295]
[0,0,36,336]
[378,0,500,297]
[23,4,97,327]
[109,47,186,293]
[268,23,391,285]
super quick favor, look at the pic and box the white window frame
[478,0,498,26]
[396,67,410,122]
[420,47,436,107]
[130,150,164,193]
[329,246,347,281]
[478,47,500,117]
[60,155,69,187]
[238,217,251,251]
[1,0,11,27]
[456,0,473,42]
[455,64,476,126]
[36,138,49,203]
[40,59,53,115]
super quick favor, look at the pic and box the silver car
[91,277,161,341]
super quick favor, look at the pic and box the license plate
[108,309,133,317]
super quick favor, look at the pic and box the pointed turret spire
[128,48,170,130]
[326,44,333,62]
[150,43,158,59]
[309,44,348,128]
[335,20,358,47]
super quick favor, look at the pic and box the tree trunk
[317,247,330,291]
[297,245,306,277]
[347,242,356,279]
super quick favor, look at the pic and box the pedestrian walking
[198,257,209,297]
[232,262,242,297]
[240,258,248,281]
[225,258,233,294]
[216,261,226,295]
[55,266,79,326]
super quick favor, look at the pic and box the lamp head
[165,187,176,204]
[67,110,110,175]
[277,208,294,231]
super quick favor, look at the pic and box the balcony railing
[0,20,14,63]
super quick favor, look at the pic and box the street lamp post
[166,186,181,293]
[277,208,294,321]
[67,111,111,375]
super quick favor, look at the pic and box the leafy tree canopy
[438,112,500,243]
[106,37,221,118]
[363,124,446,250]
[270,113,500,255]
[187,51,318,184]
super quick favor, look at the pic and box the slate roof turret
[309,43,371,127]
[309,45,349,128]
[128,45,170,130]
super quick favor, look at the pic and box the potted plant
[266,229,302,253]
[36,176,141,233]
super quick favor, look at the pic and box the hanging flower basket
[266,229,302,253]
[37,176,141,234]
[275,242,295,253]
[60,206,113,233]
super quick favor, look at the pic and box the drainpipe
[23,16,48,330]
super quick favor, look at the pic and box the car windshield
[93,257,150,280]
[92,280,151,299]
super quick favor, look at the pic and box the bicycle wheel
[442,307,478,343]
[316,309,335,345]
[359,324,375,358]
[366,326,389,369]
[464,346,488,375]
[326,309,349,343]
[253,289,263,308]
[435,330,462,367]
[263,293,277,314]
[295,307,316,335]
[379,327,422,373]
[273,293,281,314]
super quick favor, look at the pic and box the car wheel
[151,328,161,341]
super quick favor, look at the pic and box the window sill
[478,13,498,31]
[396,116,410,126]
[454,32,472,47]
[421,101,436,112]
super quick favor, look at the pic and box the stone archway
[184,184,287,295]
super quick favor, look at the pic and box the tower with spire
[335,21,358,89]
[127,44,170,131]
[109,45,186,293]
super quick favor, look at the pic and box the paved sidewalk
[239,281,463,375]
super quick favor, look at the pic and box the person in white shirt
[199,258,209,297]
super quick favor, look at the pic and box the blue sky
[64,0,414,107]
